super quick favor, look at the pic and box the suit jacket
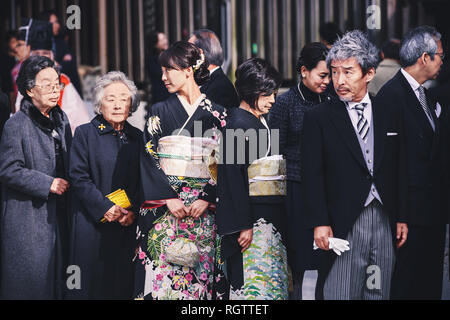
[0,92,9,138]
[377,70,449,227]
[301,95,408,299]
[200,68,240,109]
[302,95,408,240]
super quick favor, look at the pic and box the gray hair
[326,30,379,74]
[399,26,441,68]
[191,29,224,66]
[93,71,140,115]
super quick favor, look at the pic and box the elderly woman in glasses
[67,71,142,300]
[0,55,72,299]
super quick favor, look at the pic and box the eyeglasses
[34,82,65,94]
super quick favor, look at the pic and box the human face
[31,50,54,60]
[156,33,169,52]
[27,67,61,112]
[255,92,277,115]
[331,57,374,102]
[302,60,330,94]
[161,66,190,93]
[8,37,17,56]
[100,82,132,126]
[15,40,30,62]
[426,40,444,80]
[49,14,61,36]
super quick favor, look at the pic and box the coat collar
[91,114,139,139]
[20,99,64,133]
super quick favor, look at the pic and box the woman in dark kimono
[0,56,71,299]
[268,42,330,299]
[216,58,288,300]
[68,71,141,299]
[134,41,227,300]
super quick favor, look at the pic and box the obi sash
[157,135,218,180]
[248,155,287,196]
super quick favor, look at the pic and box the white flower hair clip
[193,53,205,71]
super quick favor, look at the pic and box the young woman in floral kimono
[216,58,289,300]
[134,41,227,300]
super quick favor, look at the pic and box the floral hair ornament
[193,53,205,72]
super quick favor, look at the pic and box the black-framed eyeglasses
[436,52,445,60]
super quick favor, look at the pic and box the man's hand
[187,199,209,219]
[166,198,188,219]
[314,226,334,250]
[396,223,408,248]
[50,178,70,195]
[238,228,253,253]
[103,205,128,223]
[118,210,135,227]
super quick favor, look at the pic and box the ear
[300,66,307,78]
[26,88,34,99]
[420,52,428,65]
[365,67,376,83]
[185,67,193,78]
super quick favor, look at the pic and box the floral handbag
[164,237,201,268]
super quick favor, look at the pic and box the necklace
[298,83,322,103]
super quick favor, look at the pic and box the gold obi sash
[248,155,287,196]
[157,135,218,180]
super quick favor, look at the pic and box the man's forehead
[330,57,359,69]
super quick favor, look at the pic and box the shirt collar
[346,92,371,110]
[209,66,220,75]
[401,68,421,92]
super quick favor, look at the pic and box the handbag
[164,238,201,268]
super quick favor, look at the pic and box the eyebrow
[330,65,354,70]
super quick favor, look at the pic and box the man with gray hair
[302,30,408,300]
[377,26,448,300]
[188,29,239,108]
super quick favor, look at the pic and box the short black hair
[235,58,282,109]
[159,41,210,86]
[320,22,343,46]
[17,55,60,101]
[191,29,224,66]
[296,42,329,73]
[381,39,400,61]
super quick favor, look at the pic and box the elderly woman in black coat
[0,56,72,299]
[268,43,331,300]
[67,71,142,300]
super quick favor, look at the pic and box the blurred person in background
[146,31,171,107]
[1,32,18,110]
[189,29,240,109]
[369,39,401,96]
[319,22,343,49]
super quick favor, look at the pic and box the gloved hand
[313,237,350,256]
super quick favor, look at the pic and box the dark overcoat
[0,99,72,299]
[67,115,142,300]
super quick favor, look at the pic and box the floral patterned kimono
[134,94,228,300]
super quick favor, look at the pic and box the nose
[336,72,346,86]
[323,76,331,85]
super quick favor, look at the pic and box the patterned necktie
[354,103,369,143]
[417,85,435,131]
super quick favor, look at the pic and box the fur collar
[20,99,64,133]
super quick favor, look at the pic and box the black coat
[200,68,240,109]
[67,115,142,299]
[301,95,408,296]
[0,100,72,299]
[0,92,9,138]
[377,71,449,227]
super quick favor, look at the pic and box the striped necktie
[417,85,435,131]
[354,103,369,143]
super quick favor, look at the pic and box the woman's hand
[118,210,135,227]
[238,228,253,253]
[103,205,128,222]
[166,198,188,219]
[187,199,209,219]
[50,178,70,195]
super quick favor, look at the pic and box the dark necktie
[418,85,435,131]
[354,103,369,143]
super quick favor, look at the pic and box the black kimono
[216,108,289,300]
[67,115,142,299]
[134,94,228,300]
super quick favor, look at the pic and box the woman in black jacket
[268,42,331,300]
